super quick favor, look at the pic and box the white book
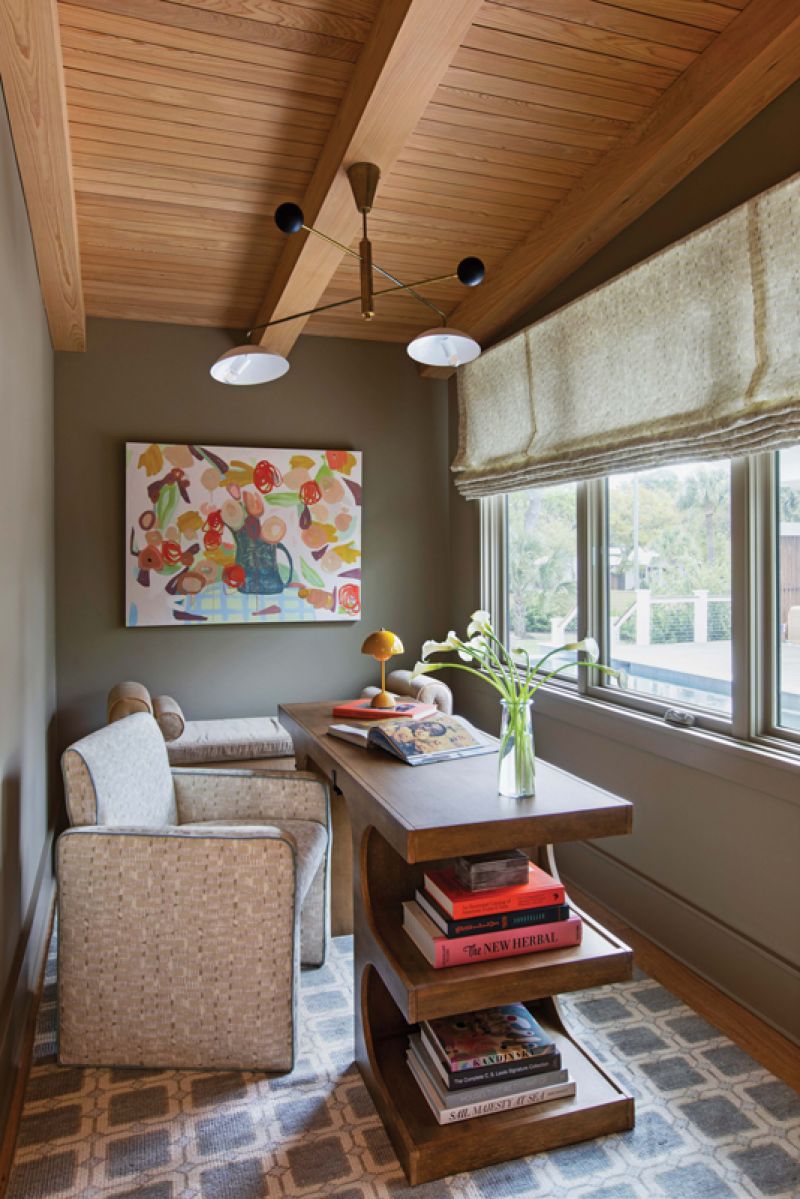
[407,1049,576,1124]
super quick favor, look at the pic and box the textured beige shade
[453,173,800,498]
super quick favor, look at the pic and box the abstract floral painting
[125,443,362,626]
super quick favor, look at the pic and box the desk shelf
[371,902,633,1023]
[363,974,634,1186]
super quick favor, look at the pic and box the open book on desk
[327,714,496,766]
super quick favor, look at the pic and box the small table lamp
[361,628,404,709]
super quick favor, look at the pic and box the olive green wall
[0,93,57,1134]
[447,82,800,1040]
[54,320,449,746]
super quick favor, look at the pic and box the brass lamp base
[370,690,396,710]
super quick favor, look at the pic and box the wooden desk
[280,701,635,1186]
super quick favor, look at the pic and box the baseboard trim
[0,858,56,1199]
[556,840,800,1045]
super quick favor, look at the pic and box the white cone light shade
[406,327,481,368]
[210,345,290,385]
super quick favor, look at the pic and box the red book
[402,901,582,969]
[423,862,565,918]
[331,698,437,721]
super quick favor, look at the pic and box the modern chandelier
[210,162,485,385]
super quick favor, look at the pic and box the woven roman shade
[453,173,800,498]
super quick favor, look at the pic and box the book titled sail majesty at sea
[406,1037,574,1124]
[403,901,582,968]
[327,714,494,766]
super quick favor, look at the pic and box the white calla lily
[421,633,461,660]
[416,613,619,710]
[467,609,491,636]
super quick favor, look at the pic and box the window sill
[532,680,800,808]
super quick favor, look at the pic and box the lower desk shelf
[365,1004,634,1186]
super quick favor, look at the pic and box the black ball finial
[457,256,485,287]
[275,202,304,234]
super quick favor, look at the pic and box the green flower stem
[528,659,619,697]
[499,699,535,797]
[423,660,513,700]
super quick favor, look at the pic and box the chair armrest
[171,768,329,827]
[57,824,298,908]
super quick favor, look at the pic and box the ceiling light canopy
[211,162,485,385]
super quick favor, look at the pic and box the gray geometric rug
[7,933,800,1199]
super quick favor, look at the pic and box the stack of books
[402,851,582,968]
[407,1002,575,1124]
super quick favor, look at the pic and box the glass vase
[498,699,535,798]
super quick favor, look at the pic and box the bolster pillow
[107,681,152,724]
[152,695,186,743]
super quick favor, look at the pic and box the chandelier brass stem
[248,273,457,338]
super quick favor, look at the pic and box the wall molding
[557,839,800,1045]
[0,835,55,1198]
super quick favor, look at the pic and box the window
[777,446,800,733]
[490,444,800,754]
[507,482,578,677]
[606,462,731,715]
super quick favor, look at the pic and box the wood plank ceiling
[47,0,778,347]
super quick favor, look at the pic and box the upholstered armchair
[57,713,329,1072]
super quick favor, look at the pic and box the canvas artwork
[125,443,362,626]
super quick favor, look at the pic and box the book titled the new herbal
[403,901,582,968]
[327,714,494,766]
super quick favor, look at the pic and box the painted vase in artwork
[232,528,293,595]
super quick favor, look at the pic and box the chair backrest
[62,713,177,828]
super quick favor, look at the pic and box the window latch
[664,708,696,728]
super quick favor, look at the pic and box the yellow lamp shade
[361,628,404,709]
[361,628,404,660]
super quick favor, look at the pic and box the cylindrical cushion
[152,695,186,743]
[386,669,453,714]
[107,681,152,724]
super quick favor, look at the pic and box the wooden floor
[566,879,800,1092]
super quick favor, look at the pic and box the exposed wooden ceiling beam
[254,0,484,356]
[0,0,85,350]
[441,0,800,358]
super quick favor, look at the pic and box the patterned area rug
[8,933,800,1199]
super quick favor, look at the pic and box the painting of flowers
[125,443,362,626]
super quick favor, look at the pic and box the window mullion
[579,478,606,695]
[752,452,778,736]
[730,457,755,740]
[480,495,508,644]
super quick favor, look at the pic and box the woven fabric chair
[57,713,329,1072]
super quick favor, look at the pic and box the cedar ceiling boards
[2,1,797,355]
